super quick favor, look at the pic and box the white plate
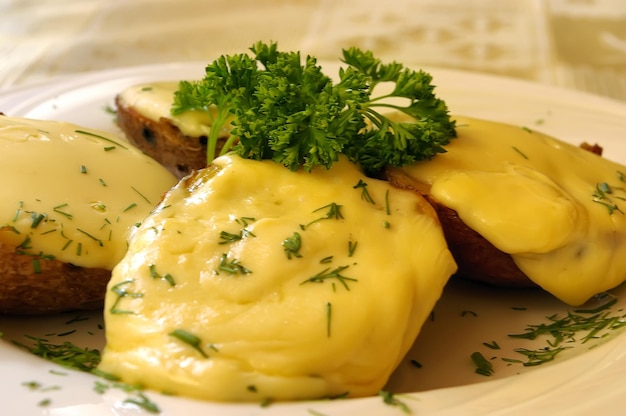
[2,62,626,416]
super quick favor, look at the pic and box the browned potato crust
[115,95,208,178]
[0,240,111,315]
[385,167,535,288]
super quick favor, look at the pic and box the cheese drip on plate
[402,116,626,306]
[99,154,457,402]
[0,116,177,269]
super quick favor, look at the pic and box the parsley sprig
[172,41,456,176]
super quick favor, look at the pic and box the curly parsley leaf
[172,41,456,176]
[340,47,457,174]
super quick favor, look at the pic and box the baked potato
[0,115,177,314]
[394,116,626,306]
[385,167,534,288]
[115,82,233,178]
[0,240,111,314]
[116,94,209,178]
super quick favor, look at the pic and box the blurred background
[2,0,626,101]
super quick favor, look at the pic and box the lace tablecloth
[2,0,626,101]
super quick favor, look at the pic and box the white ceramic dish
[1,62,626,415]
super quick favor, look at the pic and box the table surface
[1,0,626,102]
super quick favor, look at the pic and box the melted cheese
[0,116,177,269]
[402,116,626,305]
[99,154,456,402]
[118,82,226,138]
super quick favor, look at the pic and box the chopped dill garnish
[123,203,137,212]
[510,346,567,366]
[301,265,357,290]
[123,392,161,414]
[32,258,41,273]
[508,297,626,347]
[471,351,494,376]
[131,186,152,204]
[409,359,423,368]
[325,302,332,337]
[305,202,344,228]
[216,253,252,275]
[75,129,129,150]
[109,279,143,315]
[385,189,391,215]
[169,329,209,358]
[353,179,375,204]
[505,297,626,366]
[378,390,411,414]
[13,336,101,372]
[483,340,500,350]
[512,146,529,159]
[320,256,333,264]
[218,230,243,244]
[348,240,358,257]
[30,212,46,228]
[76,228,103,246]
[148,263,176,286]
[235,216,256,227]
[218,219,256,245]
[53,203,73,219]
[592,182,624,215]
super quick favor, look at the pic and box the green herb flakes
[282,232,303,259]
[470,351,494,376]
[169,329,209,358]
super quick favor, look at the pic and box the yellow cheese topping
[118,82,225,138]
[99,154,456,402]
[0,116,178,270]
[402,116,626,306]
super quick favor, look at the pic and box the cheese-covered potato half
[398,116,626,306]
[119,81,215,138]
[99,154,457,401]
[115,82,223,177]
[0,116,177,314]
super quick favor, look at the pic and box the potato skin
[426,195,534,287]
[0,240,111,315]
[115,95,208,179]
[385,167,535,288]
[384,140,605,289]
